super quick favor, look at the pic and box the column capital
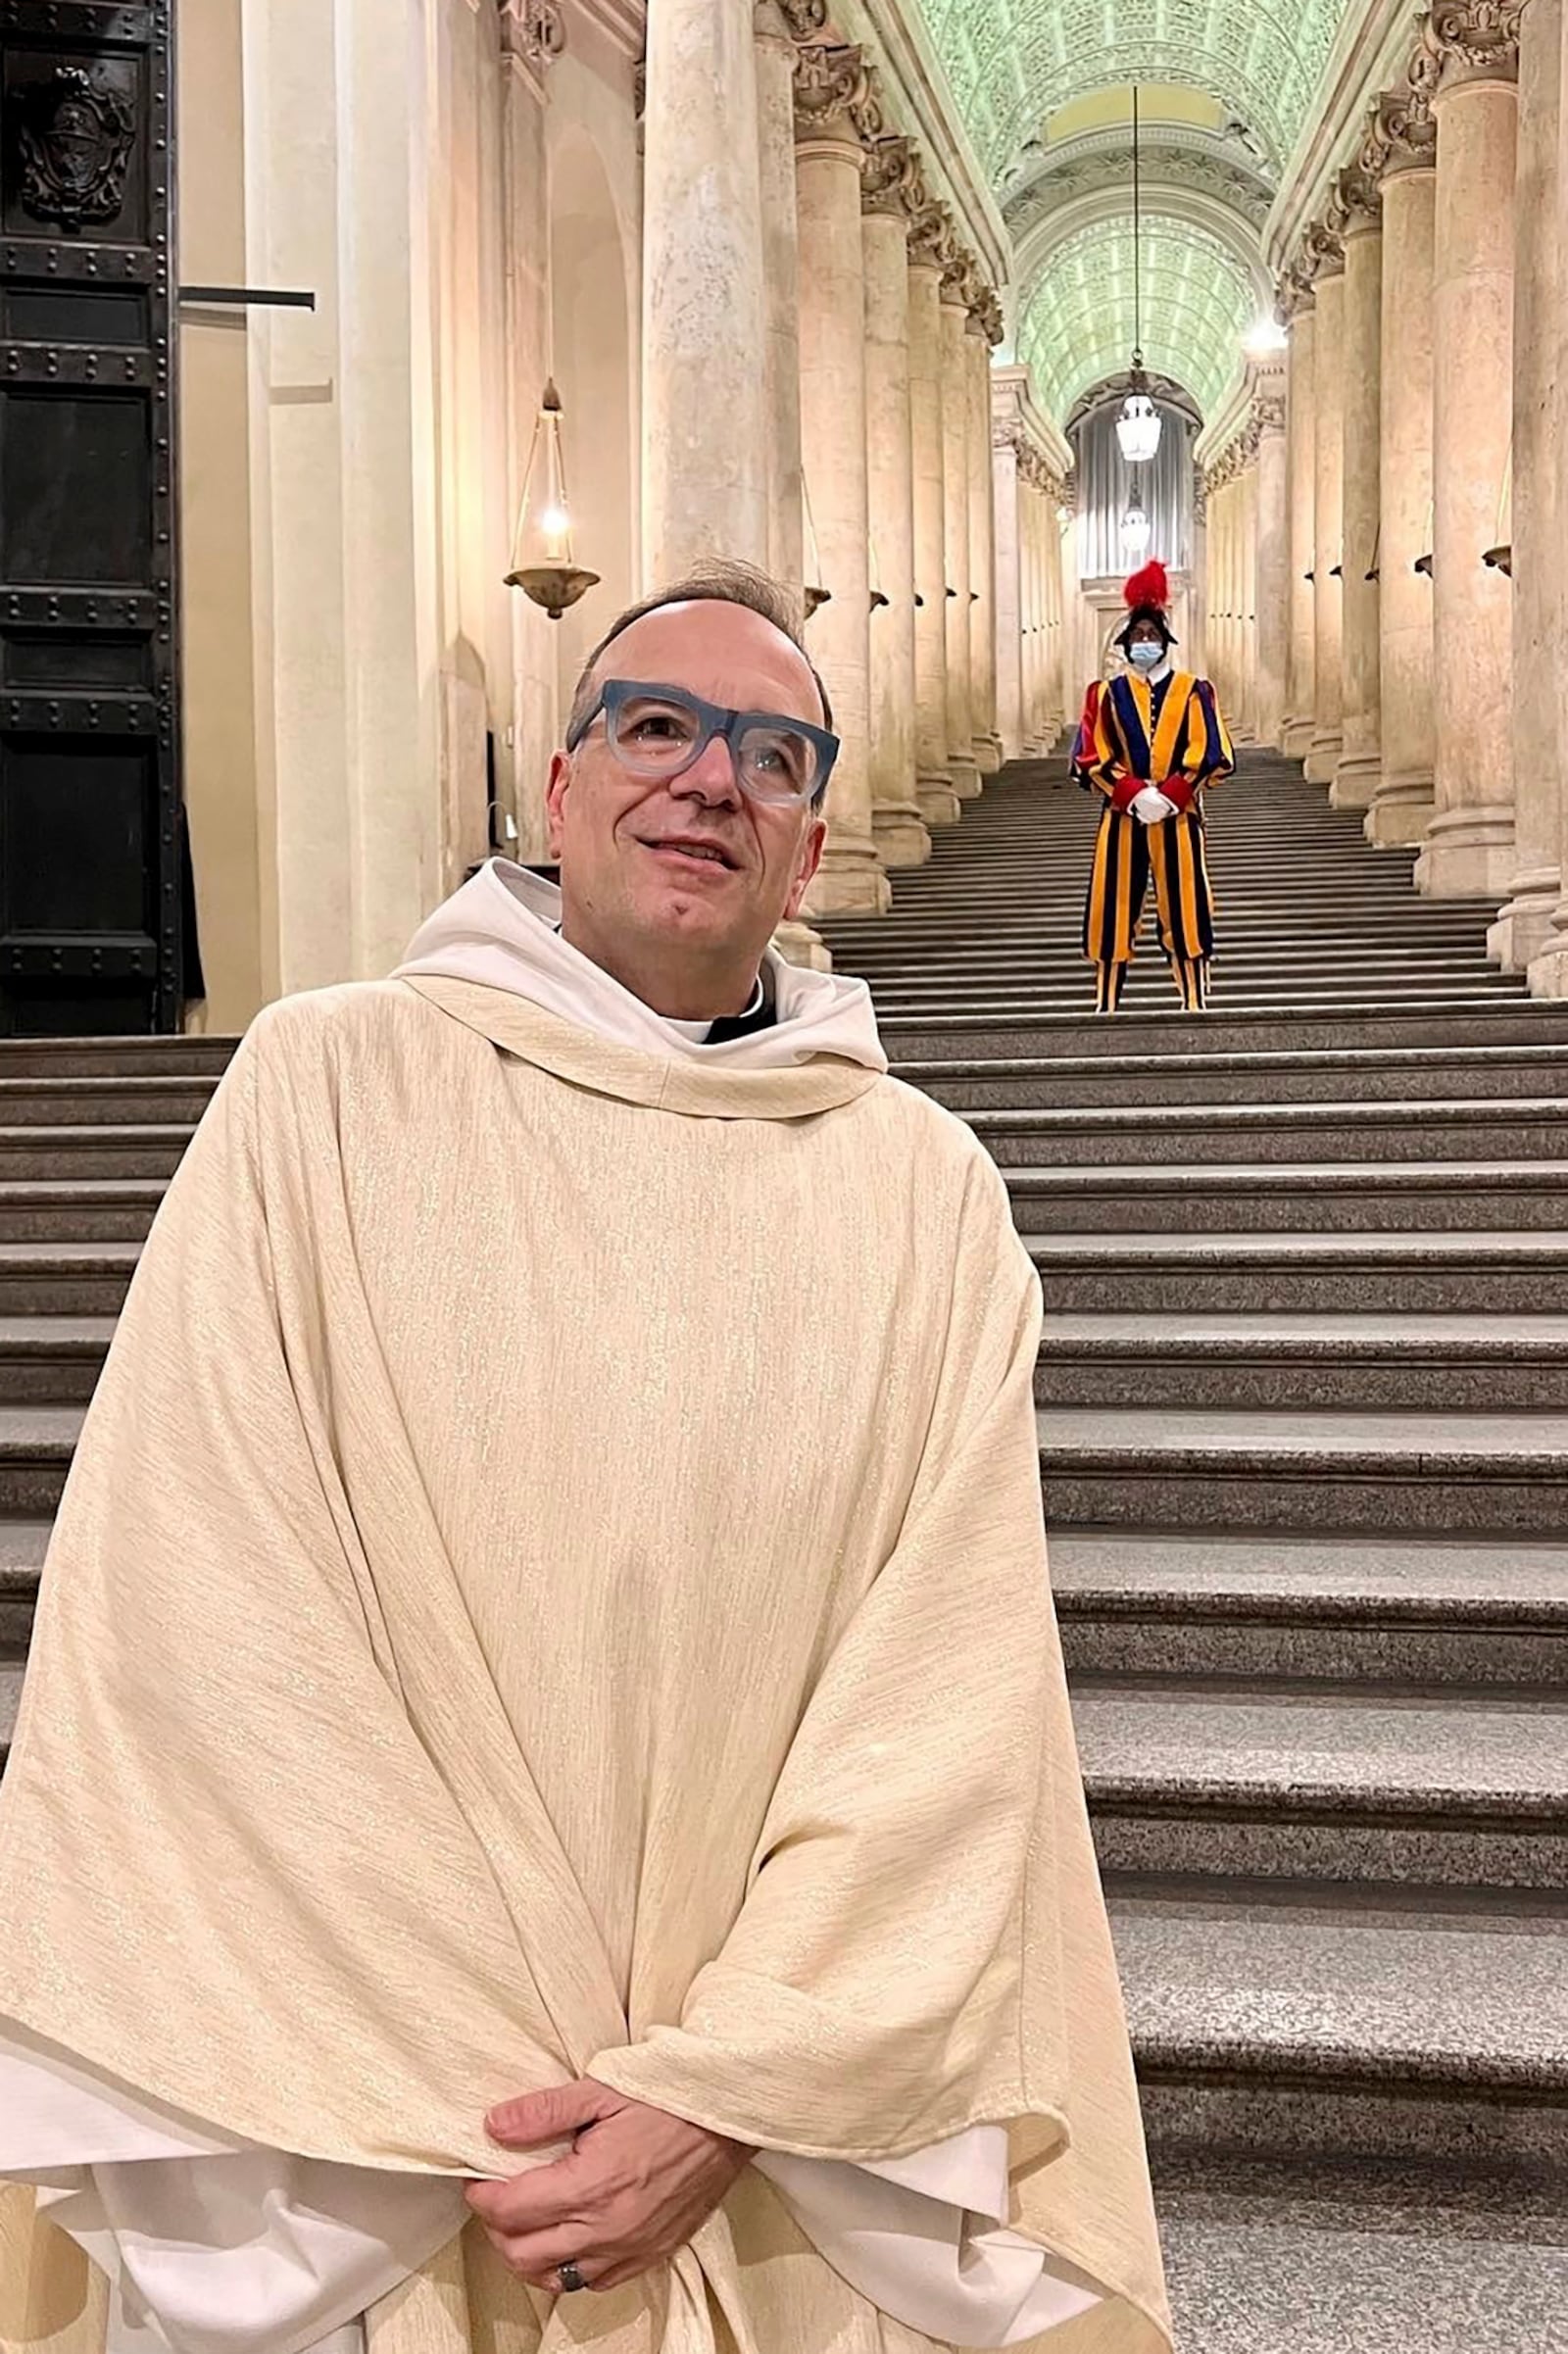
[1333,155,1384,230]
[792,40,883,151]
[770,0,831,33]
[1360,80,1438,183]
[860,134,922,221]
[1414,0,1523,92]
[906,198,953,274]
[498,0,565,74]
[1253,388,1288,438]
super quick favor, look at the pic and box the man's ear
[545,751,572,859]
[783,813,828,923]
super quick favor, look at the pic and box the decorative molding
[774,0,831,33]
[1004,139,1273,241]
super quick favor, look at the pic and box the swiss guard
[1071,560,1234,1013]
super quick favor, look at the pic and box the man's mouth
[639,837,740,872]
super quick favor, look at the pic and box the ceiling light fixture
[1115,85,1162,466]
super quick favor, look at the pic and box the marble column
[994,427,1023,758]
[906,221,958,825]
[1254,391,1290,744]
[1419,35,1519,897]
[1336,195,1384,809]
[794,45,888,915]
[1530,0,1568,994]
[755,0,804,596]
[939,269,980,798]
[967,317,1001,774]
[643,0,768,578]
[861,139,930,868]
[1307,265,1346,784]
[1019,475,1041,751]
[1496,0,1561,965]
[1243,460,1260,739]
[1284,301,1317,760]
[1366,114,1439,847]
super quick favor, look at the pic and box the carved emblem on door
[17,66,134,228]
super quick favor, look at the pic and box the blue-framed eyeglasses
[565,679,839,808]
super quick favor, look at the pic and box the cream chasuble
[0,865,1171,2354]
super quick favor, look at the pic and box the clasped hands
[466,2077,756,2295]
[1129,784,1180,826]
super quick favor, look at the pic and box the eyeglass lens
[608,691,818,803]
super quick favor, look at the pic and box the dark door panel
[0,0,180,1032]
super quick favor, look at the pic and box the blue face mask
[1128,641,1164,672]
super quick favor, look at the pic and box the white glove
[1130,785,1179,825]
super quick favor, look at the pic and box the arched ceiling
[913,0,1352,181]
[909,2,1357,425]
[1017,214,1257,420]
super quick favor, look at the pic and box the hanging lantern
[1114,87,1162,466]
[1119,500,1152,562]
[506,379,600,620]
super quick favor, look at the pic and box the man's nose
[676,733,744,807]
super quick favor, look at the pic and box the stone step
[867,971,1524,1005]
[844,923,1500,959]
[0,1658,18,1743]
[907,1045,1568,1110]
[0,1316,117,1403]
[1025,1226,1568,1314]
[1035,1403,1568,1533]
[1113,1886,1568,2164]
[1076,1682,1568,1888]
[1036,1312,1568,1413]
[0,1126,194,1180]
[0,1405,83,1517]
[0,1180,164,1243]
[1050,1531,1568,1686]
[0,1243,140,1314]
[0,1077,219,1127]
[0,1039,235,1080]
[881,1004,1568,1061]
[1153,2147,1568,2354]
[976,1098,1568,1165]
[1009,1160,1568,1235]
[0,1519,50,1651]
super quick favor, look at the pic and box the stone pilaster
[1365,87,1439,846]
[794,42,888,915]
[993,420,1024,758]
[642,0,769,578]
[1254,385,1289,745]
[967,306,1002,775]
[1417,0,1522,898]
[939,260,980,799]
[861,136,930,868]
[1530,0,1568,994]
[755,1,804,596]
[1307,256,1346,785]
[1494,0,1562,964]
[906,212,958,826]
[1283,295,1317,760]
[1336,171,1385,810]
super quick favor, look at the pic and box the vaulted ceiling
[911,1,1357,422]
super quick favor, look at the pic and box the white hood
[395,859,887,1075]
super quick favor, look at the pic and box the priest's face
[546,601,829,1020]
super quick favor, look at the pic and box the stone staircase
[820,749,1568,2352]
[1,751,1567,2346]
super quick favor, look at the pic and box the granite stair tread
[1037,1403,1568,1466]
[1040,1312,1568,1357]
[1108,1888,1568,2091]
[0,1404,87,1456]
[0,1660,19,1744]
[1048,1533,1568,1620]
[1155,2152,1568,2354]
[1026,1226,1568,1261]
[0,1315,119,1352]
[1074,1681,1568,1816]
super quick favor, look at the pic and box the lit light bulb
[538,503,571,561]
[1243,317,1288,359]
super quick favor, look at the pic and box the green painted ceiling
[913,0,1356,419]
[1017,214,1256,419]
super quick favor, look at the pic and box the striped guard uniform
[1071,668,1235,1013]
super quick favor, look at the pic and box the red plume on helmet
[1123,560,1169,613]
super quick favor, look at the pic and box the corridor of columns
[3,0,1568,2343]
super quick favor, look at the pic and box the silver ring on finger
[558,2261,589,2295]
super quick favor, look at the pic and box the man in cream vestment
[0,567,1171,2354]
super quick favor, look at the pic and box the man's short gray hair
[564,561,834,746]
